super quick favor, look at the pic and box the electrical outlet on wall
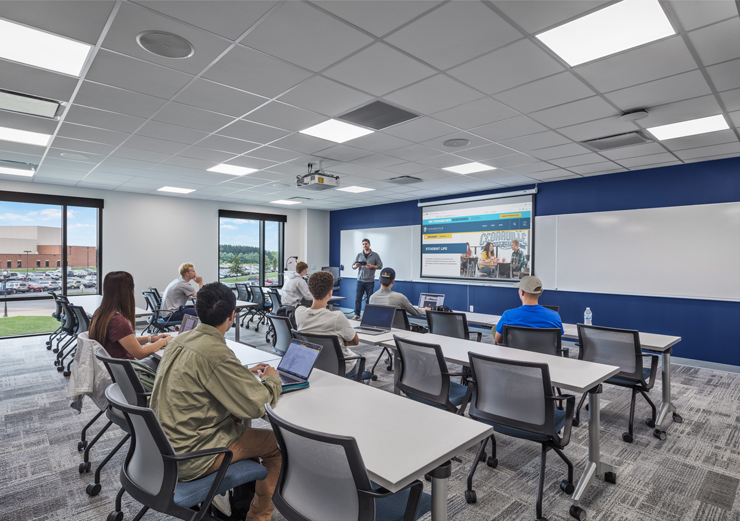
[470,305,474,312]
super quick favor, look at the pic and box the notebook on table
[276,340,323,392]
[354,304,395,335]
[419,293,445,309]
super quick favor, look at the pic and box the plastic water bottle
[584,307,593,325]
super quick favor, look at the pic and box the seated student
[88,270,172,369]
[369,267,428,317]
[510,239,528,278]
[161,262,202,322]
[493,276,563,344]
[479,242,496,276]
[281,261,312,307]
[295,271,361,378]
[151,282,282,521]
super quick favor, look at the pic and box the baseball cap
[379,268,396,285]
[518,276,543,295]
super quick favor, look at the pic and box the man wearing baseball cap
[493,275,563,344]
[369,267,428,317]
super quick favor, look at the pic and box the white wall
[299,209,330,274]
[0,179,305,308]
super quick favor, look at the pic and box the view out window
[6,260,9,268]
[45,260,49,267]
[17,260,21,268]
[56,260,60,267]
[36,260,40,268]
[218,210,285,287]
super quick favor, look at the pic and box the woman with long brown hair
[89,271,171,366]
[479,242,497,276]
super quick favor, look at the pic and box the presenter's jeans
[355,281,375,315]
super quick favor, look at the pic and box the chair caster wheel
[371,375,378,381]
[63,371,70,377]
[265,334,270,343]
[479,451,487,462]
[464,490,477,504]
[386,365,393,371]
[53,349,59,353]
[645,418,655,428]
[560,480,575,494]
[78,440,87,451]
[572,418,580,427]
[86,483,101,496]
[622,432,633,443]
[570,505,587,520]
[653,429,666,441]
[605,471,617,484]
[47,345,52,350]
[424,473,431,482]
[57,366,64,372]
[107,511,123,521]
[673,412,683,423]
[79,462,91,473]
[54,360,59,366]
[584,404,589,411]
[536,517,549,521]
[486,457,498,468]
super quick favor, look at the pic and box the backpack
[211,481,256,521]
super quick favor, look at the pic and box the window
[56,260,60,267]
[17,260,21,268]
[45,260,49,267]
[6,261,9,268]
[218,210,286,287]
[36,260,40,268]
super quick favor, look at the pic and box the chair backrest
[392,308,411,331]
[59,299,77,331]
[497,262,511,278]
[148,287,162,307]
[577,324,643,381]
[468,352,558,440]
[502,325,563,356]
[265,404,376,521]
[52,293,66,319]
[142,292,166,322]
[426,310,469,339]
[393,336,455,412]
[291,330,346,377]
[70,305,92,334]
[250,285,265,307]
[235,283,250,302]
[95,348,149,408]
[542,305,559,312]
[268,288,282,308]
[267,315,294,356]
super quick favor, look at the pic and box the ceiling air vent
[582,131,652,151]
[289,197,312,202]
[338,101,419,130]
[388,176,423,185]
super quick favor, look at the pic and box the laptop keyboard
[280,373,301,385]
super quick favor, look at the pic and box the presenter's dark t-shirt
[106,314,135,360]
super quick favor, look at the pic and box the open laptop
[179,314,199,333]
[276,340,323,387]
[354,304,396,335]
[419,293,445,309]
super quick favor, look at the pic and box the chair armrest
[359,479,425,521]
[546,394,575,446]
[443,372,466,378]
[468,332,482,342]
[558,347,570,358]
[166,448,235,521]
[645,354,659,385]
[163,447,232,462]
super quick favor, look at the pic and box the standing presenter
[351,238,383,320]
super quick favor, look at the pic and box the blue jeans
[166,306,197,323]
[354,281,375,315]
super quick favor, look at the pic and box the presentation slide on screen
[421,195,533,281]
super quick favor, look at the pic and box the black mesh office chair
[574,324,660,442]
[266,315,293,356]
[142,292,180,335]
[465,353,578,521]
[104,385,268,521]
[426,310,481,342]
[291,330,373,383]
[147,287,162,308]
[542,305,559,312]
[502,325,568,358]
[46,292,68,350]
[497,262,512,278]
[265,404,431,521]
[61,305,93,376]
[244,286,270,332]
[235,282,251,302]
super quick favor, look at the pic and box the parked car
[42,281,62,292]
[0,283,17,294]
[26,283,44,292]
[82,280,96,288]
[6,282,29,293]
[67,280,83,289]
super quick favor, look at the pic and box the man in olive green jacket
[151,282,282,521]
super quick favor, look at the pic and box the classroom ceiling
[0,0,738,210]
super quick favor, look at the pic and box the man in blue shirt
[494,276,563,344]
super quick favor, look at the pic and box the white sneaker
[352,314,360,320]
[211,492,232,517]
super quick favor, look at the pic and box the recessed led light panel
[536,0,675,66]
[647,115,730,141]
[158,186,195,194]
[443,162,496,174]
[0,19,92,76]
[208,164,258,176]
[0,90,61,118]
[0,165,35,177]
[299,119,374,143]
[271,200,301,205]
[0,125,52,147]
[336,186,375,193]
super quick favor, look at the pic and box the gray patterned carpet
[1,321,738,521]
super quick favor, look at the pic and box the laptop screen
[278,340,323,380]
[360,305,396,328]
[419,293,445,308]
[180,314,199,333]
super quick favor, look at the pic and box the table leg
[429,461,451,521]
[655,350,680,430]
[393,350,401,396]
[234,308,242,344]
[571,385,615,517]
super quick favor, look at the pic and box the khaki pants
[202,427,281,521]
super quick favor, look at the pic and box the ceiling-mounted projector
[296,162,339,190]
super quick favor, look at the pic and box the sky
[0,201,97,247]
[219,218,280,252]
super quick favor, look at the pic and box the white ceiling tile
[323,43,437,96]
[153,102,234,133]
[558,117,639,142]
[101,156,158,170]
[86,50,194,98]
[241,1,374,72]
[203,45,313,98]
[705,58,740,92]
[124,135,188,155]
[455,143,518,161]
[605,70,712,112]
[528,97,618,129]
[567,161,620,175]
[448,38,565,95]
[198,134,257,155]
[470,173,533,186]
[350,154,405,169]
[382,162,430,175]
[599,142,667,160]
[313,0,442,37]
[385,144,442,162]
[617,153,682,167]
[51,137,116,156]
[175,78,267,118]
[420,132,491,153]
[575,36,697,93]
[683,152,740,163]
[384,74,484,114]
[472,116,547,142]
[550,153,606,168]
[175,147,235,163]
[640,95,724,127]
[484,154,539,168]
[730,110,740,127]
[431,98,519,129]
[383,117,458,142]
[313,145,372,162]
[217,119,291,144]
[668,0,738,31]
[45,148,103,163]
[505,162,560,174]
[719,88,740,112]
[41,158,95,171]
[0,59,78,101]
[493,72,596,113]
[277,76,373,117]
[243,146,302,163]
[385,2,522,70]
[347,133,413,153]
[66,105,145,133]
[0,110,58,135]
[491,0,613,33]
[414,154,472,169]
[270,133,334,154]
[687,17,740,66]
[135,120,209,145]
[243,102,325,132]
[56,123,128,146]
[2,1,113,43]
[74,81,167,119]
[499,131,571,152]
[524,168,574,180]
[162,155,221,171]
[109,146,170,163]
[661,129,738,151]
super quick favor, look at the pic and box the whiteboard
[340,226,420,281]
[536,202,740,301]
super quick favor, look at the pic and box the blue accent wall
[330,157,740,366]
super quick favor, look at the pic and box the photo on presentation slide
[420,194,534,282]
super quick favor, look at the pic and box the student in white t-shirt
[295,271,360,378]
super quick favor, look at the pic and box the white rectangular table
[154,336,280,367]
[273,369,493,521]
[67,295,151,317]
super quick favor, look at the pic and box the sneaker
[352,314,360,320]
[211,492,232,517]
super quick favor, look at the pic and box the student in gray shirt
[161,262,203,322]
[352,238,382,319]
[369,267,429,317]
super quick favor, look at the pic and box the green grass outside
[220,272,279,284]
[0,316,58,337]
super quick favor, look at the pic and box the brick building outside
[0,226,96,271]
